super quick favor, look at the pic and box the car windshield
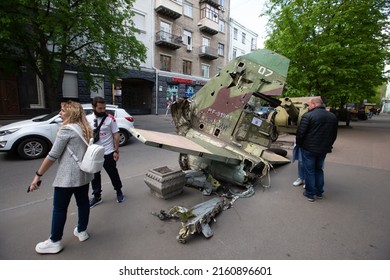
[32,111,60,122]
[255,107,270,113]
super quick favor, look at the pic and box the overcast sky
[230,0,269,48]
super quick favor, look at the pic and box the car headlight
[0,128,20,136]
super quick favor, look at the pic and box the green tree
[263,0,389,107]
[0,0,146,110]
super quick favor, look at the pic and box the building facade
[0,0,262,118]
[228,17,258,61]
[123,0,231,115]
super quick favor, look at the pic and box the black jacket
[296,106,338,155]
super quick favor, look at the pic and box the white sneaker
[35,239,63,254]
[293,178,304,186]
[74,227,89,242]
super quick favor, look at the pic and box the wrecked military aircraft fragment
[131,49,291,194]
[153,197,228,243]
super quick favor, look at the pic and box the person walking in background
[29,101,94,254]
[296,97,338,202]
[87,97,124,208]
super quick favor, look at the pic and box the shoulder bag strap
[96,115,107,132]
[66,124,89,165]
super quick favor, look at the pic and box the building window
[167,85,179,102]
[201,37,210,54]
[233,28,238,40]
[218,20,225,33]
[217,43,224,56]
[62,71,78,98]
[219,0,225,6]
[183,1,193,18]
[159,21,171,41]
[183,60,192,75]
[90,74,105,98]
[242,32,246,44]
[251,37,257,50]
[160,55,171,71]
[183,30,192,46]
[201,64,210,78]
[132,11,146,33]
[233,48,237,59]
[202,37,210,47]
[185,85,195,99]
[200,3,218,23]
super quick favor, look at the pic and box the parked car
[82,104,134,147]
[0,104,134,160]
[254,106,275,119]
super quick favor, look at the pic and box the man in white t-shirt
[87,97,124,207]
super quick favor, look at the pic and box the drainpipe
[152,2,159,115]
[152,67,159,115]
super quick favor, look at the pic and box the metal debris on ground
[153,197,230,243]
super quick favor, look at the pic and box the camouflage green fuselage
[171,49,290,186]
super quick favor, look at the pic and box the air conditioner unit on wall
[186,45,193,51]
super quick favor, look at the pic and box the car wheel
[17,138,49,160]
[118,129,129,146]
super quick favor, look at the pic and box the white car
[0,104,134,160]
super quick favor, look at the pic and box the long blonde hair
[61,101,93,141]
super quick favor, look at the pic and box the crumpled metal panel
[166,197,228,243]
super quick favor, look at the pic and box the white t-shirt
[86,113,119,155]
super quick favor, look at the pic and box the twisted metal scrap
[153,197,230,244]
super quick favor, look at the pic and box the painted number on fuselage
[258,66,273,77]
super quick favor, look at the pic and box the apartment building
[228,18,258,61]
[122,0,231,114]
[1,0,262,118]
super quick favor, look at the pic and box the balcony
[198,17,219,35]
[155,0,182,20]
[155,31,182,50]
[199,0,220,8]
[198,45,218,60]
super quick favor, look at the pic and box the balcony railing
[198,45,218,60]
[155,31,182,50]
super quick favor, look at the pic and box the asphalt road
[1,113,390,260]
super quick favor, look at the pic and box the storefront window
[167,85,179,102]
[185,85,195,99]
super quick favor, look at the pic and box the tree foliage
[0,0,147,110]
[263,0,390,107]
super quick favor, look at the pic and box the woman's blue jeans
[51,184,90,242]
[301,149,326,197]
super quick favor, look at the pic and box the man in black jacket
[296,97,338,201]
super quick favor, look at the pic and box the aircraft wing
[261,150,291,164]
[130,128,242,165]
[131,128,290,165]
